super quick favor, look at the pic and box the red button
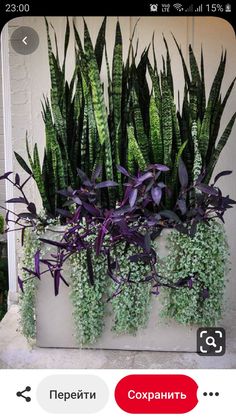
[115,374,198,414]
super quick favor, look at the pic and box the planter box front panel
[36,271,198,351]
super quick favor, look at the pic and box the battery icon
[225,3,231,12]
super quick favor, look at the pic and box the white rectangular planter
[35,229,198,351]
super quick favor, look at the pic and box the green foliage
[109,242,152,334]
[0,214,4,235]
[19,229,39,339]
[70,249,107,345]
[160,221,229,325]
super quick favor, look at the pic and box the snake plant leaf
[73,20,83,55]
[199,52,226,161]
[127,125,147,172]
[136,48,150,127]
[200,47,206,121]
[205,112,236,183]
[170,140,187,194]
[163,35,174,96]
[105,43,113,115]
[14,152,32,176]
[189,45,206,125]
[87,93,97,174]
[80,75,89,173]
[25,133,34,170]
[221,77,236,113]
[161,73,173,166]
[147,61,161,112]
[112,20,123,169]
[192,121,202,183]
[131,88,149,163]
[149,93,162,163]
[45,19,63,106]
[152,33,158,75]
[178,157,188,189]
[95,17,107,72]
[32,144,48,209]
[62,17,70,75]
[172,101,182,151]
[172,34,190,86]
[208,77,236,162]
[83,20,114,184]
[189,45,201,87]
[43,97,68,188]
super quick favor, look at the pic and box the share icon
[16,386,31,402]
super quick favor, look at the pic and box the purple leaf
[39,238,68,249]
[129,188,138,208]
[54,269,61,296]
[157,182,166,189]
[175,224,188,235]
[82,202,100,216]
[148,164,169,172]
[214,170,232,184]
[129,253,152,263]
[18,212,37,220]
[196,183,219,196]
[56,208,72,218]
[112,205,132,217]
[151,186,162,205]
[27,202,37,214]
[60,274,69,287]
[77,169,92,186]
[189,222,197,237]
[57,189,72,197]
[0,171,13,180]
[18,276,24,293]
[95,180,118,189]
[135,172,153,186]
[187,278,193,288]
[117,165,130,177]
[73,196,82,205]
[15,173,20,185]
[178,158,188,189]
[159,210,181,222]
[34,250,41,278]
[92,165,102,182]
[6,197,26,204]
[95,222,110,255]
[202,288,210,299]
[22,267,38,277]
[144,232,151,252]
[177,198,187,215]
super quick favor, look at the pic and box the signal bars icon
[185,4,194,12]
[195,4,203,12]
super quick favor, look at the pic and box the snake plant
[14,18,235,216]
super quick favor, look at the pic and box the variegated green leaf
[149,93,162,163]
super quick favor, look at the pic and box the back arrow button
[10,26,39,55]
[22,36,28,45]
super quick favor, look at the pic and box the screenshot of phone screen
[0,2,235,418]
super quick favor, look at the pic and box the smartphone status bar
[149,3,231,14]
[0,1,234,30]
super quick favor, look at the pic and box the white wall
[0,17,235,331]
[0,44,6,214]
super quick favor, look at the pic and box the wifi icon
[173,3,184,11]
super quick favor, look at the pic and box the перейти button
[37,375,109,414]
